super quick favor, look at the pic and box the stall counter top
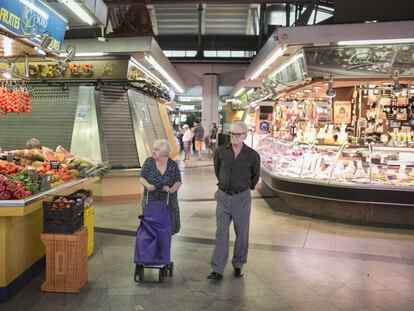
[0,177,99,216]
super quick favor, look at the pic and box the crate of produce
[69,189,93,208]
[43,216,84,234]
[43,196,84,219]
[41,226,88,293]
[84,206,94,257]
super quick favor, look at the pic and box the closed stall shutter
[129,89,157,148]
[145,96,167,140]
[99,86,139,168]
[0,86,78,151]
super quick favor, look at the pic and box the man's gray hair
[230,121,248,134]
[154,139,171,157]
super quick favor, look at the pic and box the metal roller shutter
[98,86,139,168]
[145,96,167,140]
[129,89,157,148]
[0,86,78,151]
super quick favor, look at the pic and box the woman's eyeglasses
[229,132,245,137]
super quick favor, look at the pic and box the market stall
[244,21,414,227]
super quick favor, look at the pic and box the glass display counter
[256,137,414,227]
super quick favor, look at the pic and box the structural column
[202,73,219,135]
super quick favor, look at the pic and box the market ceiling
[59,0,334,58]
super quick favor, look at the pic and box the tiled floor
[1,154,414,310]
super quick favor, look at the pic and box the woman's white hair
[153,139,171,157]
[230,121,248,134]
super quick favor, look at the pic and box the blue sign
[0,0,67,50]
[260,121,270,132]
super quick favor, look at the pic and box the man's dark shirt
[214,142,261,192]
[194,125,204,141]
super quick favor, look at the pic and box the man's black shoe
[234,268,244,278]
[207,272,223,280]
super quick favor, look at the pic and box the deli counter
[257,137,414,228]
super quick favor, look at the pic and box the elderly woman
[181,124,193,161]
[139,139,182,234]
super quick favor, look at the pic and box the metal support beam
[197,3,203,57]
[257,4,266,51]
[155,34,259,51]
[294,0,317,26]
[285,3,291,27]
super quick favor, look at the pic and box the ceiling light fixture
[33,33,52,55]
[326,76,336,98]
[250,47,287,80]
[338,38,414,46]
[234,87,245,97]
[145,55,184,93]
[59,0,95,25]
[2,63,15,80]
[392,70,403,95]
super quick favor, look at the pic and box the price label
[6,152,13,162]
[28,170,38,182]
[50,161,61,169]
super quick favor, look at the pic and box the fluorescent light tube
[338,38,414,46]
[20,0,49,19]
[75,52,105,57]
[234,87,245,97]
[145,55,184,93]
[250,47,287,80]
[59,0,94,25]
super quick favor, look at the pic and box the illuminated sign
[0,0,67,51]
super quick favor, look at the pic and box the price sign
[7,152,13,162]
[28,170,38,182]
[50,161,61,169]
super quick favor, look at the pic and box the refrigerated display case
[257,137,414,227]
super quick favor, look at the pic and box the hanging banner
[304,45,414,77]
[0,0,67,50]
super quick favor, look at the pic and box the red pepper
[0,191,11,200]
[12,190,23,200]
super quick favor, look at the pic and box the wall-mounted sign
[14,60,128,80]
[333,101,352,124]
[0,0,67,51]
[304,45,414,77]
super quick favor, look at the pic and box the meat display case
[256,137,414,227]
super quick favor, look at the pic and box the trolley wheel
[159,267,166,283]
[168,262,174,277]
[134,265,144,282]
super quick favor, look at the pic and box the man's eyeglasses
[229,132,245,137]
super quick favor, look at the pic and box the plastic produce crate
[41,226,88,293]
[69,189,93,209]
[84,206,94,257]
[43,197,84,234]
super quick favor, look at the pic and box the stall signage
[0,0,67,50]
[304,45,414,77]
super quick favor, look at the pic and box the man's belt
[219,188,248,195]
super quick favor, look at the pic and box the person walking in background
[207,122,218,156]
[182,124,193,161]
[193,120,205,161]
[139,139,182,235]
[207,121,261,281]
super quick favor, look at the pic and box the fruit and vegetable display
[0,145,110,200]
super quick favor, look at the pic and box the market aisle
[1,164,414,310]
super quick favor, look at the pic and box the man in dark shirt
[193,120,205,161]
[207,121,260,281]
